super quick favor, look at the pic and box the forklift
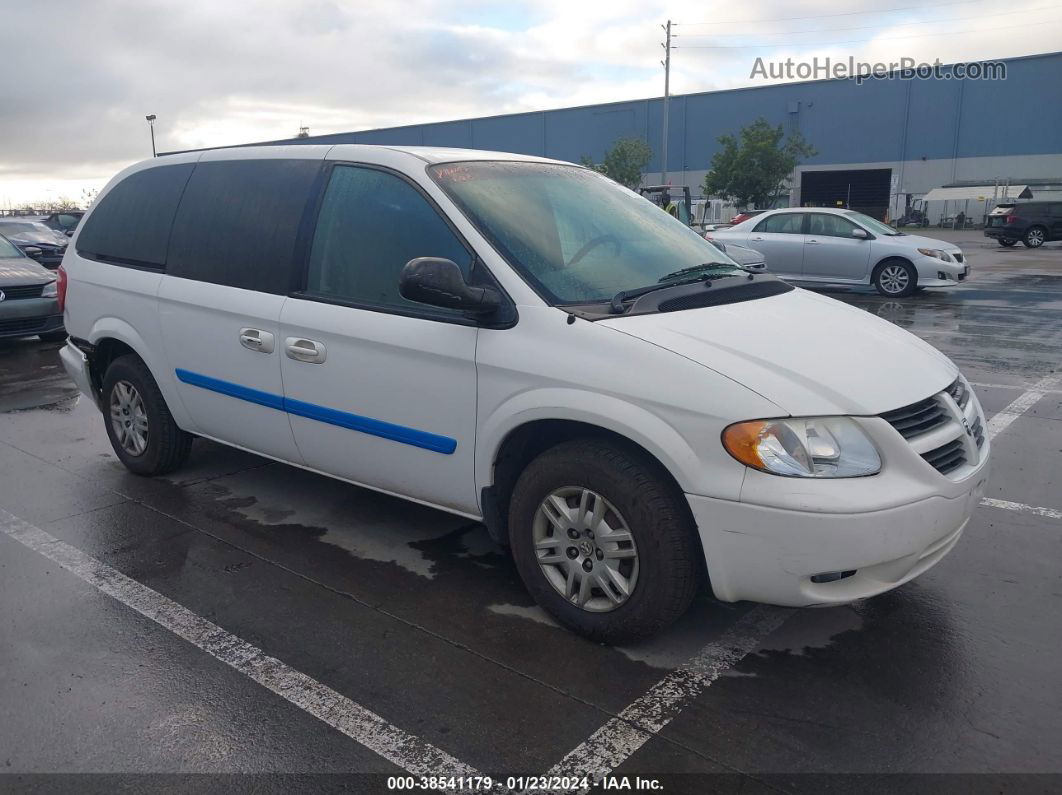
[639,185,692,226]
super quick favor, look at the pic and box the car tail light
[1005,215,1019,224]
[56,265,68,313]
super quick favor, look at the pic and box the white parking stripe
[545,606,790,786]
[0,508,482,779]
[980,497,1062,521]
[985,375,1060,441]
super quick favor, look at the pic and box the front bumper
[0,296,63,339]
[913,254,967,287]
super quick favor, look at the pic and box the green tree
[581,136,652,190]
[702,119,816,209]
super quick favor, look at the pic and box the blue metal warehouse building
[250,51,1062,221]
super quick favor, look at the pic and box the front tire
[1023,226,1046,248]
[102,355,192,476]
[873,259,917,297]
[508,439,700,643]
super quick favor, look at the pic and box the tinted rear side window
[76,164,194,268]
[167,159,321,293]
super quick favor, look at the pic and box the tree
[702,119,816,209]
[580,136,652,190]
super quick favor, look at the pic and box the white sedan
[707,208,968,297]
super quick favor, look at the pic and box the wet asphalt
[1,238,1060,792]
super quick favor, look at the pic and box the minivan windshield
[430,161,741,304]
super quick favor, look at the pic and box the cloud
[0,0,1057,204]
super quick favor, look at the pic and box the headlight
[41,280,58,298]
[917,248,952,262]
[722,417,881,478]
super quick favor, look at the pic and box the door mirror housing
[399,257,502,315]
[22,246,43,259]
[851,228,870,240]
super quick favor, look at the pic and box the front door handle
[806,239,820,245]
[751,236,765,241]
[285,337,326,364]
[239,328,275,354]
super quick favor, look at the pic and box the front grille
[947,378,970,409]
[970,415,985,448]
[0,317,47,334]
[922,438,966,475]
[880,395,948,439]
[0,284,45,300]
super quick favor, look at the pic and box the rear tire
[508,439,700,643]
[873,259,917,297]
[102,355,192,476]
[998,238,1017,247]
[1023,226,1046,248]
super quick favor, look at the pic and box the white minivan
[58,145,990,642]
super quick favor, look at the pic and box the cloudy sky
[2,0,1059,206]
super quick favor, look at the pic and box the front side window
[755,213,804,235]
[430,161,738,304]
[808,213,858,238]
[305,165,472,312]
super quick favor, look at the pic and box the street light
[145,114,157,158]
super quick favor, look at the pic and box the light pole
[660,20,671,186]
[145,114,157,157]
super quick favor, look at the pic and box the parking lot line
[0,507,484,780]
[544,605,791,785]
[985,374,1060,441]
[980,497,1062,521]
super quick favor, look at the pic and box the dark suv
[984,201,1062,248]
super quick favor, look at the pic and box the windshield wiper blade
[657,264,741,283]
[609,272,747,314]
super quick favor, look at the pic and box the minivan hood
[599,288,957,416]
[0,256,53,285]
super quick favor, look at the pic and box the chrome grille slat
[880,396,949,439]
[922,438,966,474]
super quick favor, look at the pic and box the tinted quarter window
[76,164,194,268]
[167,159,321,293]
[755,213,804,234]
[305,165,471,311]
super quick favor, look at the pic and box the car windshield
[430,161,740,304]
[0,234,23,258]
[844,211,901,236]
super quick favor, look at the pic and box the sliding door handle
[285,337,326,364]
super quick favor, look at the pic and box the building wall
[257,51,1062,214]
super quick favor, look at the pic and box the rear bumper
[984,227,1021,240]
[59,341,100,409]
[687,465,988,606]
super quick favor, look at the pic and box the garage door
[800,169,891,220]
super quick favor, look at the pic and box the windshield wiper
[609,270,742,314]
[656,264,741,283]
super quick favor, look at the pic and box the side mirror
[709,239,727,253]
[399,257,502,315]
[851,228,869,240]
[23,246,43,259]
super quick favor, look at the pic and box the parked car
[29,211,85,237]
[0,219,69,268]
[0,233,66,342]
[59,146,989,642]
[984,201,1062,248]
[709,208,969,297]
[729,210,765,225]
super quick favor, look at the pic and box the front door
[800,213,873,282]
[279,164,480,515]
[744,212,807,278]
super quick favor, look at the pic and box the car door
[279,163,480,515]
[800,213,873,282]
[745,212,807,277]
[157,156,325,464]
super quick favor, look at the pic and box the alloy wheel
[110,380,149,456]
[532,486,639,612]
[879,264,910,295]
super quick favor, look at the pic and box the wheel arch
[477,393,703,545]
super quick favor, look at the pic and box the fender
[476,387,726,500]
[88,316,198,432]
